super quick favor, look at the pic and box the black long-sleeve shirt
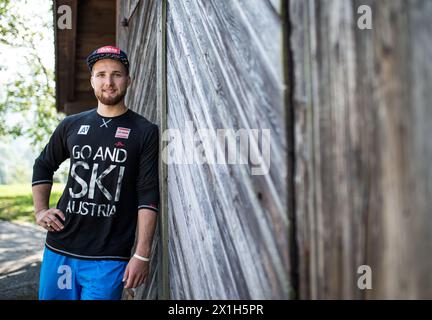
[32,108,159,261]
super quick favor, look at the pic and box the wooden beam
[54,0,77,112]
[157,0,169,301]
[67,0,77,102]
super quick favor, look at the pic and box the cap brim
[87,53,129,71]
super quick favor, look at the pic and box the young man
[32,46,159,300]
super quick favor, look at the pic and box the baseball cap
[86,45,130,73]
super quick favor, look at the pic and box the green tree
[0,0,64,152]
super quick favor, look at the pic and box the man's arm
[32,117,69,232]
[123,208,158,289]
[32,183,65,232]
[32,184,51,214]
[135,208,158,258]
[123,124,160,289]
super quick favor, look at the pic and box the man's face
[90,59,131,105]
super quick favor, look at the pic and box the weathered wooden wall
[166,0,291,299]
[114,0,432,300]
[290,0,432,299]
[117,0,162,300]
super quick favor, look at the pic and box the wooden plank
[404,0,432,298]
[291,0,371,300]
[290,0,432,299]
[55,0,77,111]
[67,0,77,102]
[166,0,290,299]
[268,0,281,16]
[55,0,116,114]
[117,0,161,300]
[127,0,141,20]
[157,0,169,300]
[281,0,298,299]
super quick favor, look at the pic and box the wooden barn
[54,0,432,299]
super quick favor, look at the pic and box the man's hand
[35,208,65,232]
[123,256,149,289]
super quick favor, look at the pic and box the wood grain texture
[167,0,290,299]
[290,0,432,299]
[55,0,116,114]
[118,0,161,300]
[156,0,169,300]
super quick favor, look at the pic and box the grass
[0,183,65,223]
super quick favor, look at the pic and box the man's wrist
[133,253,150,262]
[35,208,48,216]
[135,246,151,257]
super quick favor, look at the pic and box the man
[32,46,159,300]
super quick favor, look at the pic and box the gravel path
[0,220,46,299]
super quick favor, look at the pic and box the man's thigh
[38,247,80,300]
[78,259,127,300]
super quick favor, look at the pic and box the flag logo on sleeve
[115,127,131,139]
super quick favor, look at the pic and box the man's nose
[104,75,115,86]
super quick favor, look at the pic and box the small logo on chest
[115,127,131,139]
[100,119,112,128]
[77,125,90,135]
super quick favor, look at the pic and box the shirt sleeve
[32,118,70,186]
[136,123,160,213]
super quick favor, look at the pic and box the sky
[0,0,55,129]
[0,0,54,86]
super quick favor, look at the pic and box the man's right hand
[35,208,66,232]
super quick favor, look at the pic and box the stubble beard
[95,87,127,106]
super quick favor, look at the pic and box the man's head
[87,46,131,105]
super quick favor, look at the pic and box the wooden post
[290,0,432,299]
[157,0,169,300]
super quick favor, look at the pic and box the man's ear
[127,75,132,87]
[90,75,94,89]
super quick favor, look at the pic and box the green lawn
[0,183,65,223]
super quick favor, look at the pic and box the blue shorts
[38,246,128,300]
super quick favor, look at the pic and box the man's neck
[97,102,128,117]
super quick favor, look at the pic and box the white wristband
[133,253,150,262]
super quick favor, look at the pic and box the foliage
[0,183,65,223]
[0,0,64,151]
